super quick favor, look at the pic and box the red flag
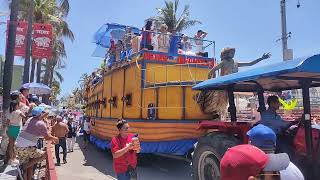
[32,23,53,59]
[6,21,28,57]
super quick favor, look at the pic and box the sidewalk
[55,138,116,180]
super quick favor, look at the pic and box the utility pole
[3,0,20,111]
[280,0,300,61]
[280,0,288,61]
[23,0,35,83]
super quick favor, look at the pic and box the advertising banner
[32,23,53,58]
[7,21,28,57]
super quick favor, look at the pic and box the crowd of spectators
[0,86,83,180]
[105,20,210,68]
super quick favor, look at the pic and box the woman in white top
[194,30,207,55]
[157,24,170,53]
[6,101,26,164]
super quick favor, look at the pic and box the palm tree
[72,87,83,105]
[50,79,61,105]
[155,0,201,32]
[3,0,19,111]
[19,0,74,84]
[40,61,64,85]
[78,73,90,88]
[78,73,91,101]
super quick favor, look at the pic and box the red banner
[6,21,28,56]
[32,23,53,59]
[142,51,216,68]
[177,56,216,67]
[143,52,168,62]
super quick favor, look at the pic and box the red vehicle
[191,54,320,180]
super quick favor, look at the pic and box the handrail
[45,141,57,180]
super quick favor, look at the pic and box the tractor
[191,54,320,180]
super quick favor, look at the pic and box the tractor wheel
[192,133,240,180]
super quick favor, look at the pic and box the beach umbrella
[22,82,52,95]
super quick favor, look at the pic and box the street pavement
[56,138,192,180]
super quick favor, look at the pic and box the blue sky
[1,0,320,96]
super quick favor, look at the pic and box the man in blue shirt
[259,95,295,157]
[260,95,291,135]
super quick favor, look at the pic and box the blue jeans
[117,172,130,180]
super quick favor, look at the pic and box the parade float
[84,23,216,155]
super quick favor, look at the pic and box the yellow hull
[86,51,215,142]
[90,119,205,142]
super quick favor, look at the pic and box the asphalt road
[56,138,193,180]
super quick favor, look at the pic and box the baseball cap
[30,94,40,102]
[10,90,21,100]
[247,124,276,149]
[31,106,45,117]
[10,90,21,96]
[220,144,290,180]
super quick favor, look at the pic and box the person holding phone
[111,119,140,180]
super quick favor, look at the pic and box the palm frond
[57,0,70,16]
[174,0,179,14]
[54,70,64,83]
[155,0,200,32]
[60,20,75,41]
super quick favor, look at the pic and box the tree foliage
[155,0,201,32]
[19,0,74,100]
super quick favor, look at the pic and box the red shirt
[20,95,29,107]
[111,134,137,173]
[141,30,152,45]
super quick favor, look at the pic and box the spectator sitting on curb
[247,124,304,180]
[15,106,58,180]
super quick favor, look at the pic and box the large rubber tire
[192,133,240,180]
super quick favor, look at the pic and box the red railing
[45,141,57,180]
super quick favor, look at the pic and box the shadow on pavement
[76,137,117,179]
[76,136,192,180]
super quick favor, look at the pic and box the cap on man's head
[31,106,45,117]
[220,144,289,180]
[247,124,276,149]
[30,95,40,103]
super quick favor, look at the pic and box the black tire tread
[192,132,240,180]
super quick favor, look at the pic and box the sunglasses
[255,171,281,180]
